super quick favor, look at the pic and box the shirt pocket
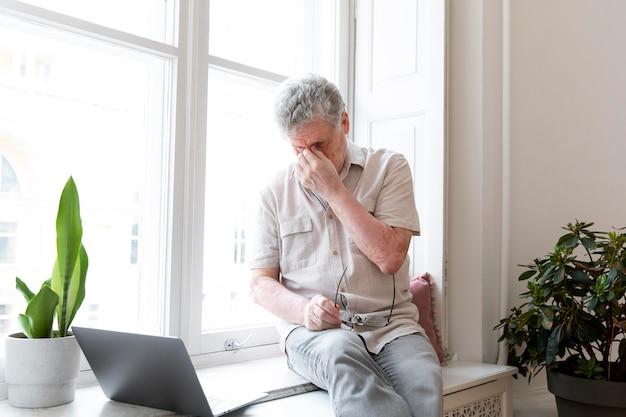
[280,217,317,274]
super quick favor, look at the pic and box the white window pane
[202,70,292,332]
[0,23,172,352]
[18,0,175,44]
[203,1,339,341]
[0,222,18,264]
[209,0,337,77]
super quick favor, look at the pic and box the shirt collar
[339,140,365,179]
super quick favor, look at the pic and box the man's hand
[303,295,342,331]
[251,269,343,330]
[294,148,342,198]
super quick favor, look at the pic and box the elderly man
[250,74,442,417]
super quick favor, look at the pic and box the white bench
[0,356,516,417]
[442,360,516,417]
[194,356,517,417]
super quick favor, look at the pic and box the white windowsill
[0,353,331,417]
[0,355,520,417]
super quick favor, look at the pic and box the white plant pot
[5,333,81,408]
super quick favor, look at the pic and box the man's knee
[310,330,371,368]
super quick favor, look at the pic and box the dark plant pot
[547,367,626,417]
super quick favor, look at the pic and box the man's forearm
[327,185,412,275]
[250,271,308,325]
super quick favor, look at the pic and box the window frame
[189,0,352,357]
[0,0,352,367]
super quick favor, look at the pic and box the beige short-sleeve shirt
[250,141,424,354]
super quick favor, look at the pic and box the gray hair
[274,74,346,138]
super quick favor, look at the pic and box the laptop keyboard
[207,395,243,414]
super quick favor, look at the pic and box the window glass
[209,0,336,76]
[0,222,18,263]
[0,23,171,354]
[17,0,175,44]
[1,156,20,192]
[202,1,339,337]
[203,70,292,332]
[209,0,299,75]
[0,0,341,359]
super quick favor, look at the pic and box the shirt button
[332,250,338,256]
[328,214,334,220]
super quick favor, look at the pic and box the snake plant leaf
[15,277,36,303]
[14,176,88,339]
[50,176,87,337]
[52,244,88,336]
[17,284,59,339]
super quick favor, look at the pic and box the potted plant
[496,220,626,417]
[5,176,88,408]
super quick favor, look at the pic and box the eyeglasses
[333,266,396,328]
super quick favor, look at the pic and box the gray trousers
[285,328,443,417]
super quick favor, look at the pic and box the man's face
[288,112,350,172]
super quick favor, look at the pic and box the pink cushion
[410,272,447,365]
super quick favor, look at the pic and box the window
[201,70,291,341]
[0,11,171,347]
[16,0,176,44]
[0,222,18,264]
[0,304,8,334]
[0,1,174,359]
[0,0,346,364]
[0,156,19,193]
[201,0,344,353]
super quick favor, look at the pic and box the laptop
[73,326,268,417]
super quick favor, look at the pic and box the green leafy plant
[496,220,626,382]
[15,176,88,338]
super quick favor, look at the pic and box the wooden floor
[513,388,558,417]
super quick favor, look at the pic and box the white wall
[446,0,506,364]
[446,0,626,379]
[507,1,626,301]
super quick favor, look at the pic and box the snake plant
[15,176,88,338]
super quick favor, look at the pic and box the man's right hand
[303,295,342,331]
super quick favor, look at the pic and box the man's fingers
[305,295,341,330]
[313,296,341,327]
